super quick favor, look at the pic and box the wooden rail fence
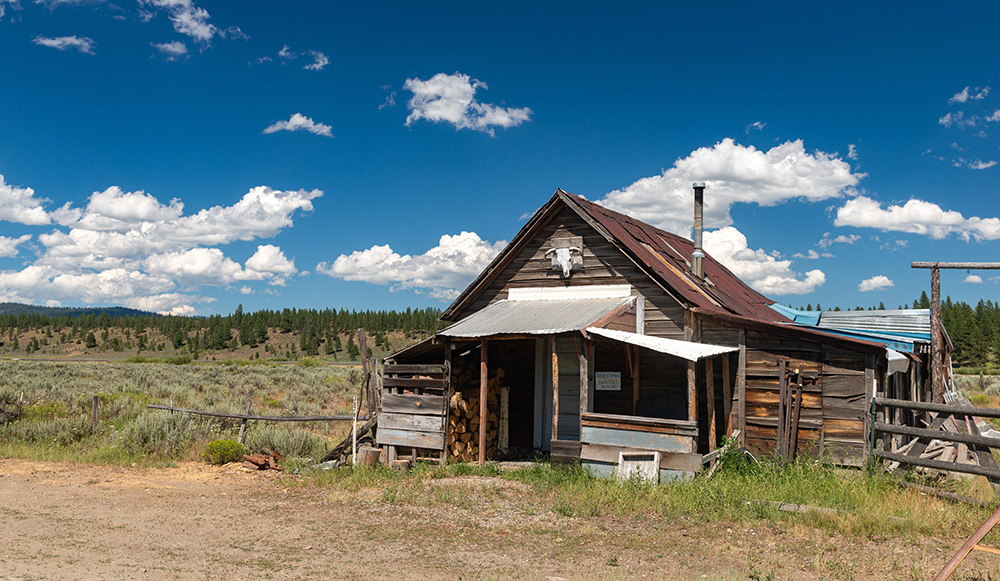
[872,398,1000,485]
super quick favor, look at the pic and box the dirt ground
[0,459,997,580]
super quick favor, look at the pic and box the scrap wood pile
[888,406,997,476]
[242,451,283,471]
[447,359,504,462]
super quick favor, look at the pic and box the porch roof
[438,296,632,338]
[585,326,738,362]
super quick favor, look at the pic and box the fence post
[237,400,252,444]
[352,396,358,465]
[91,395,99,432]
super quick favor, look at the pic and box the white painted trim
[508,284,632,301]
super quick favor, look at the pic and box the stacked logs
[447,361,504,462]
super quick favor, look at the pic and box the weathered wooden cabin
[380,188,913,478]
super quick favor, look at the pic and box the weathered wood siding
[461,205,686,340]
[740,332,870,465]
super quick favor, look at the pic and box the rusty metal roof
[563,192,788,323]
[439,296,632,338]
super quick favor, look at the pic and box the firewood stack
[447,361,504,462]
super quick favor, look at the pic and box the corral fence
[872,397,1000,488]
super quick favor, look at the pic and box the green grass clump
[203,439,245,464]
[243,424,328,460]
[970,394,991,406]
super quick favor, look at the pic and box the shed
[380,189,930,476]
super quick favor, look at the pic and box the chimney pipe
[691,182,706,280]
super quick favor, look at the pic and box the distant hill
[0,302,158,318]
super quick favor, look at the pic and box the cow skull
[545,246,581,277]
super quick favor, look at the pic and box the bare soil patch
[0,459,998,580]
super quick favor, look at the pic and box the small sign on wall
[595,371,621,391]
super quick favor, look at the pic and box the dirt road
[0,459,991,580]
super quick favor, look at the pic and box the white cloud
[792,250,825,260]
[987,110,1000,123]
[0,174,54,225]
[379,84,397,110]
[744,121,766,133]
[703,227,825,295]
[858,275,894,292]
[598,138,863,235]
[0,0,22,18]
[318,231,507,299]
[817,233,862,249]
[835,195,1000,241]
[0,180,320,314]
[263,113,332,137]
[949,86,990,104]
[244,244,296,278]
[938,111,980,129]
[152,40,187,59]
[33,35,95,54]
[0,234,31,257]
[964,274,984,284]
[847,143,858,160]
[140,0,216,44]
[403,72,532,136]
[239,285,252,295]
[303,50,328,71]
[967,159,998,170]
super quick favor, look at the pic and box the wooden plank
[480,339,488,465]
[722,354,732,437]
[580,443,703,472]
[379,412,445,433]
[738,329,746,446]
[746,390,823,408]
[552,342,559,441]
[875,449,1000,480]
[874,422,1000,450]
[380,393,446,416]
[581,412,697,436]
[550,440,582,463]
[864,354,875,457]
[442,343,452,467]
[381,377,447,390]
[581,425,694,453]
[580,339,590,417]
[383,364,448,375]
[146,405,364,422]
[706,356,716,451]
[376,427,446,450]
[874,398,1000,419]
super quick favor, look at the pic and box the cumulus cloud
[263,113,332,137]
[0,180,320,314]
[703,227,825,295]
[0,234,31,257]
[152,40,187,59]
[598,138,863,235]
[141,0,216,43]
[964,274,984,284]
[0,174,54,225]
[847,143,858,160]
[834,195,1000,241]
[33,35,95,54]
[949,86,990,104]
[403,72,532,136]
[858,275,893,292]
[818,233,861,249]
[318,231,507,299]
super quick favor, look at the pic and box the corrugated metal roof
[439,296,631,338]
[586,327,738,362]
[816,309,931,339]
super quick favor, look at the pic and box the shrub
[120,412,210,458]
[970,394,992,406]
[203,439,245,464]
[244,424,327,459]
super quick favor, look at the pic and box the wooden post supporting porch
[479,339,488,466]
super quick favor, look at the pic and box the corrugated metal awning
[439,296,632,338]
[586,327,738,362]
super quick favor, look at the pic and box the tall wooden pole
[930,266,944,403]
[479,339,488,465]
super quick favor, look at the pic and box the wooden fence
[376,362,451,466]
[872,398,1000,483]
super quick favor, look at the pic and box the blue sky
[1,1,999,316]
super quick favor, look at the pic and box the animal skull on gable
[545,245,582,277]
